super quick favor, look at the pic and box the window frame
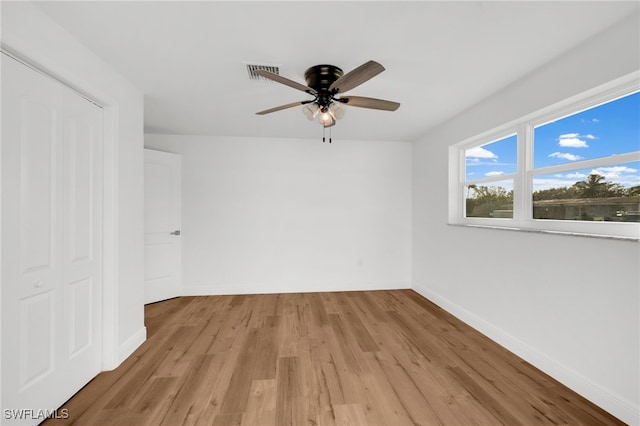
[449,71,640,240]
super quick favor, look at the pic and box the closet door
[1,53,103,424]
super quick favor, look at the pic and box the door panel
[20,98,60,275]
[18,291,55,390]
[15,81,63,303]
[68,277,93,358]
[2,53,103,424]
[144,149,182,304]
[66,115,94,263]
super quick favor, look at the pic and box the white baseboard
[411,281,639,426]
[118,327,146,365]
[183,281,410,296]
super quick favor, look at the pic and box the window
[450,73,640,239]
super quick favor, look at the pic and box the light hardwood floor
[46,290,624,425]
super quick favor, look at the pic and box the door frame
[1,45,122,371]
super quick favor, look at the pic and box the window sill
[448,223,640,242]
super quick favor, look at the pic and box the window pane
[532,161,640,222]
[534,91,640,168]
[465,134,517,181]
[465,181,513,218]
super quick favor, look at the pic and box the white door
[144,149,182,304]
[1,54,103,424]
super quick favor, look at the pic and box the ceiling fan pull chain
[322,125,326,143]
[329,126,332,144]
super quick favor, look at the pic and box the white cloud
[566,172,587,179]
[585,134,597,140]
[559,133,580,139]
[548,152,583,161]
[596,166,637,174]
[532,177,577,191]
[485,171,505,177]
[465,146,497,159]
[558,134,589,148]
[591,166,638,180]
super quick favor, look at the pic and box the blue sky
[465,134,517,181]
[466,91,640,191]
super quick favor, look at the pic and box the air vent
[246,63,280,81]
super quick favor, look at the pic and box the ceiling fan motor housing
[304,65,343,91]
[304,65,343,109]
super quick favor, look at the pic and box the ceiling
[37,1,639,142]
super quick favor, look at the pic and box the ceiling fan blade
[329,60,385,94]
[341,96,400,111]
[254,70,317,95]
[256,101,307,115]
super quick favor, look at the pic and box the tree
[467,185,512,201]
[533,186,577,201]
[532,173,634,201]
[626,185,640,196]
[571,173,625,198]
[466,185,513,217]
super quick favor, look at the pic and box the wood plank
[241,380,277,426]
[367,351,443,425]
[159,354,217,425]
[327,314,367,375]
[333,403,368,426]
[334,295,379,353]
[212,412,243,426]
[252,326,278,380]
[128,376,177,416]
[275,357,303,426]
[219,329,260,414]
[449,365,522,425]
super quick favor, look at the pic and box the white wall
[412,13,640,425]
[1,2,146,368]
[145,135,412,295]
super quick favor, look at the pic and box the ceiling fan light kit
[255,60,400,142]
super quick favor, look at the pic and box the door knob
[170,230,181,236]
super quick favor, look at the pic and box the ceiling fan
[255,60,400,129]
